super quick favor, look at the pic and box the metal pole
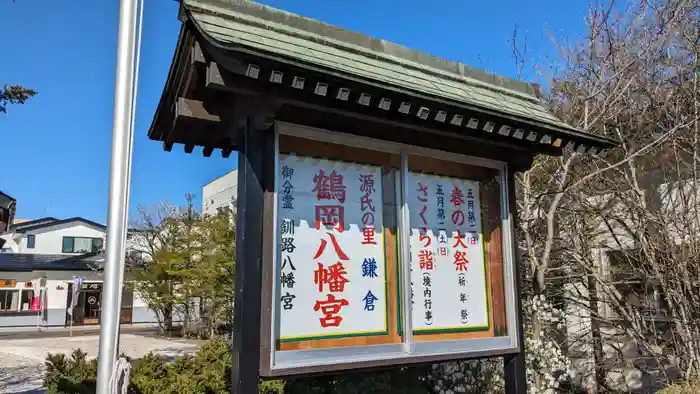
[95,0,138,391]
[114,0,143,355]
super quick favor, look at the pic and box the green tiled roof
[182,0,612,144]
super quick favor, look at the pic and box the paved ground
[0,324,161,340]
[0,334,201,394]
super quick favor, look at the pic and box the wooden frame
[148,7,618,393]
[407,154,507,342]
[259,122,521,377]
[274,135,402,351]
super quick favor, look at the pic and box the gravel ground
[0,334,200,394]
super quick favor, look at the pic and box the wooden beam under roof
[202,59,565,157]
[150,24,215,147]
[175,97,220,123]
[191,41,205,66]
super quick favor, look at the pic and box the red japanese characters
[408,174,487,332]
[314,294,350,328]
[278,158,387,339]
[312,168,350,328]
[452,231,470,272]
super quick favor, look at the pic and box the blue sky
[0,0,589,224]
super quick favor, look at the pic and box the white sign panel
[276,154,388,342]
[407,172,489,333]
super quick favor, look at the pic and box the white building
[0,217,106,254]
[564,179,699,391]
[202,170,237,216]
[0,217,159,329]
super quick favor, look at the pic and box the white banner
[276,155,388,341]
[68,276,83,317]
[407,172,489,333]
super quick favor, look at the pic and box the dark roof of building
[0,251,104,272]
[11,217,106,233]
[9,217,57,231]
[0,191,15,210]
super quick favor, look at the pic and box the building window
[27,234,35,249]
[20,289,34,311]
[0,289,33,312]
[62,237,103,253]
[607,250,670,320]
[0,290,18,311]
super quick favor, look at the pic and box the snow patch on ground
[0,334,199,393]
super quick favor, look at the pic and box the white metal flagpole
[95,0,139,391]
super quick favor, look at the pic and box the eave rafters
[149,24,616,159]
[151,28,234,158]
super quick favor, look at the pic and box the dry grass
[659,382,700,394]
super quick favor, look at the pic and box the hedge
[43,340,432,394]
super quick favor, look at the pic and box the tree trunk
[587,272,606,393]
[164,304,173,333]
[182,301,190,338]
[199,296,207,339]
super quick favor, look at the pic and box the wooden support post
[231,116,269,393]
[504,167,527,394]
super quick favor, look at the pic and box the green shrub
[260,379,286,393]
[43,341,284,394]
[44,349,98,394]
[128,353,170,393]
[43,341,432,394]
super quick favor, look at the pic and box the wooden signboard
[277,154,392,345]
[260,123,518,376]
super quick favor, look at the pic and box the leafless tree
[516,0,700,390]
[127,200,183,334]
